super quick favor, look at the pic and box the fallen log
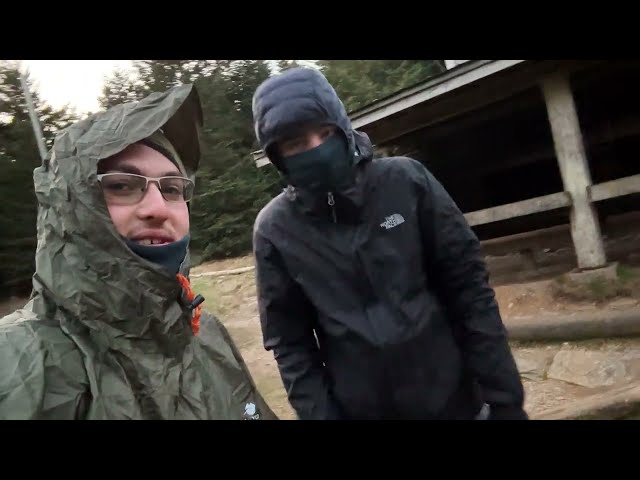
[191,266,255,278]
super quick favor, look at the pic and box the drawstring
[176,274,204,335]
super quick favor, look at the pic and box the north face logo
[380,213,405,229]
[243,402,260,420]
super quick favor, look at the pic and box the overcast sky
[21,60,134,114]
[19,60,320,115]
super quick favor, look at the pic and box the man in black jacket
[251,67,527,420]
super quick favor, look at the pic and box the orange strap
[176,274,202,335]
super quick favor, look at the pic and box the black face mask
[279,133,354,193]
[124,234,190,276]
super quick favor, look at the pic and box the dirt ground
[191,255,254,276]
[3,256,639,420]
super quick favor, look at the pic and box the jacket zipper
[327,192,337,223]
[328,188,386,409]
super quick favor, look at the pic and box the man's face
[277,125,336,158]
[98,144,190,245]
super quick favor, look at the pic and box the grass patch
[190,277,228,318]
[618,264,638,283]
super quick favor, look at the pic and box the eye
[320,128,333,139]
[161,178,188,198]
[106,182,129,191]
[103,177,138,192]
[283,138,303,151]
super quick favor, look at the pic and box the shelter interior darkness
[571,61,640,224]
[385,61,640,241]
[388,87,565,240]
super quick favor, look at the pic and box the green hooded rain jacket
[0,84,277,420]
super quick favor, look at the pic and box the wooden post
[541,73,606,270]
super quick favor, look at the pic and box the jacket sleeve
[253,229,341,420]
[414,161,527,420]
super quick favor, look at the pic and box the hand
[489,405,529,420]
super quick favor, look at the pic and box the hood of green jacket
[0,84,277,420]
[32,83,202,340]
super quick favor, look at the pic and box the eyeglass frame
[96,172,196,205]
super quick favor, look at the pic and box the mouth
[135,239,171,246]
[130,233,175,246]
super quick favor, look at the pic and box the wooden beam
[349,60,525,130]
[464,191,572,227]
[589,174,640,202]
[255,156,272,168]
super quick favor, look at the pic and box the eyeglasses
[97,172,195,205]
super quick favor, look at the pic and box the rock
[547,349,627,388]
[514,348,558,381]
[517,358,545,381]
[536,384,640,420]
[567,262,619,283]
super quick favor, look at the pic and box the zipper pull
[327,192,337,223]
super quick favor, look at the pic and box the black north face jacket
[252,67,526,420]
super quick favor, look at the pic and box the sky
[18,60,320,115]
[21,60,134,114]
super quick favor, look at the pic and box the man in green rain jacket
[0,84,277,420]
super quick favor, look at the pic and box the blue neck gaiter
[125,234,190,276]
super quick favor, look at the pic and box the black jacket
[252,67,526,420]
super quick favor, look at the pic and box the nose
[307,132,325,150]
[135,182,170,221]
